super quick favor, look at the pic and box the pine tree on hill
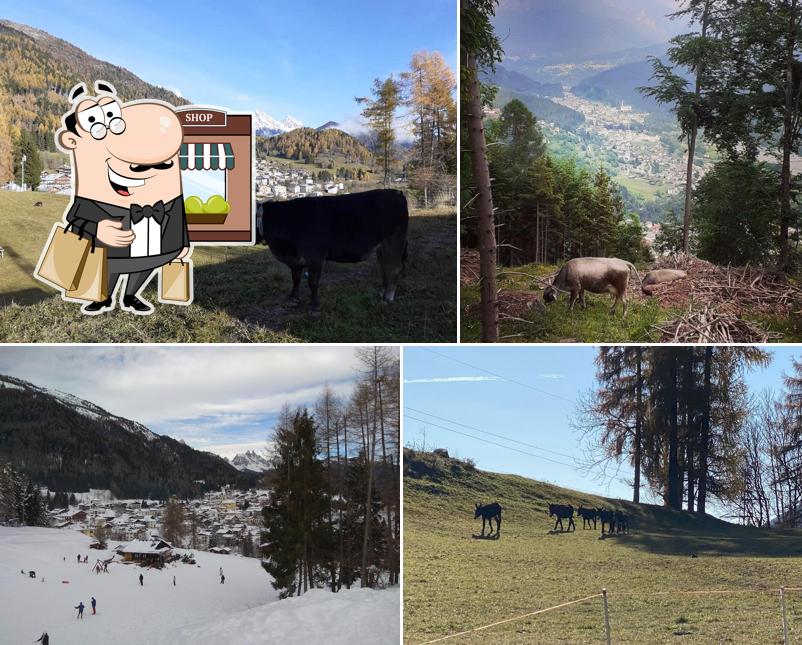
[261,407,333,598]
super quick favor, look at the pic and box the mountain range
[0,375,258,499]
[0,19,346,158]
[253,111,305,137]
[229,450,271,473]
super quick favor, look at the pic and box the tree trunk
[634,347,643,504]
[682,129,697,253]
[697,346,712,514]
[667,352,681,509]
[465,51,498,342]
[779,0,800,271]
[682,0,711,253]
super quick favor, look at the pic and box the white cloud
[337,113,415,143]
[0,346,373,427]
[537,373,565,380]
[404,376,500,384]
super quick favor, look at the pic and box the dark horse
[474,502,502,536]
[598,508,616,535]
[548,503,575,532]
[576,506,598,530]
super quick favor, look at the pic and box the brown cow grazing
[543,257,641,316]
[641,269,687,294]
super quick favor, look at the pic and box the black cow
[474,502,502,536]
[256,189,409,313]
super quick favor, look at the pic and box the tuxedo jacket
[65,196,189,259]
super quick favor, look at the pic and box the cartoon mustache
[129,160,174,173]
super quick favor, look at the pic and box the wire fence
[417,586,802,644]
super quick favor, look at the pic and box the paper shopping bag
[66,244,108,302]
[160,260,192,303]
[35,222,92,291]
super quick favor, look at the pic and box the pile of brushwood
[646,254,802,342]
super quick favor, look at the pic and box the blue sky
[0,345,375,459]
[1,0,456,127]
[404,346,800,512]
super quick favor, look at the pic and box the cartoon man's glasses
[89,117,126,140]
[76,100,126,140]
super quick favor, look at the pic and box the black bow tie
[130,200,166,225]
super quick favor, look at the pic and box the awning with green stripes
[179,143,235,170]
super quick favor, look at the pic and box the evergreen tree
[357,77,401,186]
[261,408,333,598]
[693,159,779,265]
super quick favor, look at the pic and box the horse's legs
[481,517,486,536]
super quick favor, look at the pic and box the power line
[404,406,576,461]
[419,347,576,404]
[404,414,579,470]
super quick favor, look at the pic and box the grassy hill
[0,192,456,342]
[495,88,585,132]
[404,449,802,644]
[258,127,374,168]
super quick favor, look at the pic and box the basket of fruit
[184,194,231,224]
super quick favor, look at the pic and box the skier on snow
[75,601,84,619]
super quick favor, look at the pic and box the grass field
[461,262,672,343]
[613,174,667,200]
[404,449,802,644]
[461,262,802,343]
[0,191,456,342]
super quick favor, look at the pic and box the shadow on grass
[617,523,802,558]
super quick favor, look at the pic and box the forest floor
[0,192,456,342]
[460,250,802,343]
[404,449,802,644]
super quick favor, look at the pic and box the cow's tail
[626,261,642,291]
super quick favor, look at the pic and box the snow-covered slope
[160,586,399,645]
[0,526,274,645]
[0,375,157,441]
[0,527,398,645]
[229,450,271,473]
[253,110,304,136]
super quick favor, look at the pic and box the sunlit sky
[404,346,800,515]
[1,0,457,129]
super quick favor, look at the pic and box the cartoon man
[53,81,190,314]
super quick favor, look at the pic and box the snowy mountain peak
[283,115,303,130]
[253,110,304,136]
[0,374,158,442]
[230,450,270,473]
